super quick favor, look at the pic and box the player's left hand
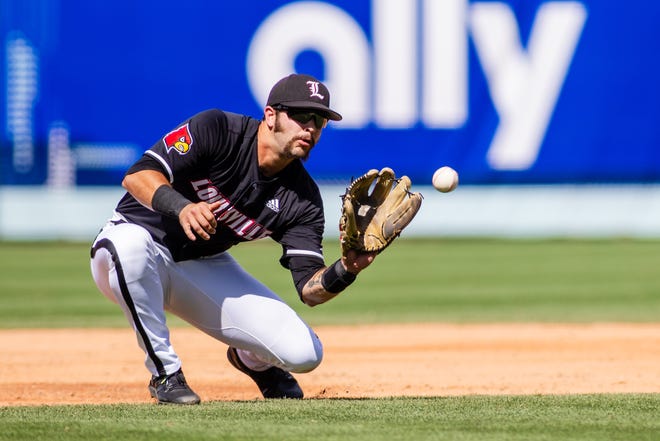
[339,167,423,254]
[341,249,377,274]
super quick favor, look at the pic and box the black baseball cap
[266,73,342,121]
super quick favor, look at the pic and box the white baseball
[432,166,459,193]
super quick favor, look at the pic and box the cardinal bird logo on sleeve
[163,123,193,155]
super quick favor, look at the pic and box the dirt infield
[2,323,659,405]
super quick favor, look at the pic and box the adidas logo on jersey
[266,198,280,213]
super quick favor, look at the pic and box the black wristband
[151,185,192,218]
[321,259,357,294]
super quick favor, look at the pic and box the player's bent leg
[90,221,199,404]
[221,309,317,399]
[164,251,323,398]
[166,252,323,370]
[222,293,324,372]
[226,346,304,399]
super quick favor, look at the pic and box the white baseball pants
[90,214,323,378]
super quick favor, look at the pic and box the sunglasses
[273,105,327,129]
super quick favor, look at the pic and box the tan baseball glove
[339,167,423,254]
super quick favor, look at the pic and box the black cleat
[227,347,304,399]
[148,369,201,405]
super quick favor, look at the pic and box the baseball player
[90,74,377,404]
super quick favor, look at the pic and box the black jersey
[115,109,326,291]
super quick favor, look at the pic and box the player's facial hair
[274,112,313,162]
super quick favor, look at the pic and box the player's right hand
[179,201,222,241]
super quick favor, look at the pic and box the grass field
[1,395,658,441]
[1,238,659,440]
[0,238,658,327]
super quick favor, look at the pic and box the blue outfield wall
[1,0,658,187]
[0,1,659,239]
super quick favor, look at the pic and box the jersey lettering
[189,178,272,240]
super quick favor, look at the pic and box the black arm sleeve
[284,254,326,300]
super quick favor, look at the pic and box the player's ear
[264,106,277,129]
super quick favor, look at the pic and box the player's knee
[281,336,324,373]
[285,351,323,374]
